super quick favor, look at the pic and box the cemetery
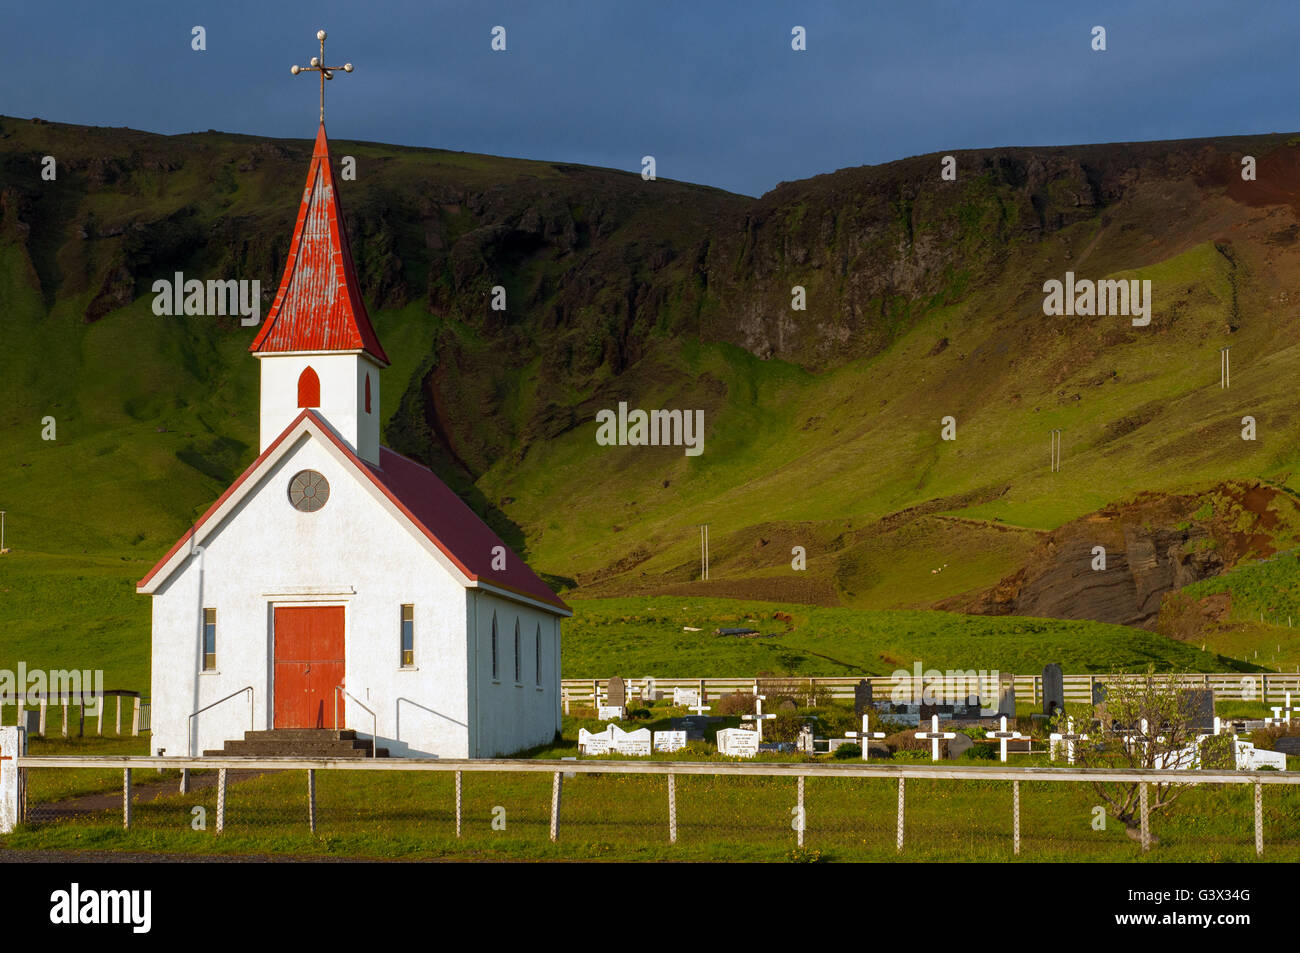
[6,664,1299,863]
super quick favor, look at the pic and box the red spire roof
[250,124,389,364]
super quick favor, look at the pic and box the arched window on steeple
[365,373,372,414]
[298,366,320,408]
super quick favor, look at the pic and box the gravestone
[1092,681,1107,706]
[578,727,611,755]
[608,725,652,756]
[778,699,797,712]
[672,687,699,707]
[607,676,626,708]
[22,708,39,737]
[1273,736,1300,757]
[1041,664,1064,717]
[596,705,626,721]
[653,730,687,753]
[715,728,760,758]
[672,716,708,740]
[854,679,873,717]
[796,724,815,754]
[944,732,974,760]
[997,673,1016,718]
[1182,689,1215,733]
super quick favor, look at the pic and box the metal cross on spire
[290,29,353,123]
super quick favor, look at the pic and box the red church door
[273,606,346,729]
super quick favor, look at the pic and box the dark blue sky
[3,0,1296,196]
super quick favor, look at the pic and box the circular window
[288,469,330,512]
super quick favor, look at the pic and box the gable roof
[249,124,390,365]
[136,410,569,615]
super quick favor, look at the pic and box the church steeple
[250,120,388,465]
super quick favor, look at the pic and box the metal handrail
[334,685,377,757]
[187,686,254,756]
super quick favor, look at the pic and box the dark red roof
[138,411,568,613]
[250,124,390,365]
[362,445,569,612]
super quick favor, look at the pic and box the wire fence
[12,757,1300,861]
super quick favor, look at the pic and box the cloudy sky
[3,0,1296,196]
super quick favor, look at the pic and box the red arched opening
[297,366,320,408]
[365,373,372,414]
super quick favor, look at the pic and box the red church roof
[250,124,390,365]
[137,411,569,614]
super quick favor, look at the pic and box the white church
[138,119,570,759]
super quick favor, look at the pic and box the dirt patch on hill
[945,481,1294,629]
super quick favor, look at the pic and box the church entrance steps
[203,729,388,758]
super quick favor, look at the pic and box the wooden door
[273,606,345,729]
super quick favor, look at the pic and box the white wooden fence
[561,674,1300,708]
[5,691,148,738]
[12,754,1298,856]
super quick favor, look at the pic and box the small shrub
[716,692,755,716]
[964,742,996,760]
[833,743,862,759]
[786,847,824,863]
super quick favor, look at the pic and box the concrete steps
[203,728,388,758]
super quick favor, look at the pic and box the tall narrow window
[202,609,217,671]
[491,612,499,680]
[365,374,372,414]
[514,619,521,683]
[297,366,320,408]
[400,604,414,668]
[535,623,542,686]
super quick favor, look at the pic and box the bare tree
[1056,668,1206,837]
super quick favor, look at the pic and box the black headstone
[1273,737,1300,757]
[945,732,974,759]
[1092,681,1108,706]
[854,679,873,717]
[1182,689,1215,733]
[672,716,707,740]
[1042,664,1064,717]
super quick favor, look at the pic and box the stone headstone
[1041,664,1064,717]
[1273,737,1300,757]
[609,725,652,756]
[997,673,1016,718]
[22,708,39,737]
[796,724,815,754]
[672,716,707,740]
[1183,689,1215,733]
[578,727,611,755]
[607,676,626,708]
[715,728,760,758]
[854,679,873,717]
[672,687,699,707]
[597,705,626,721]
[778,699,797,712]
[653,730,687,753]
[1092,681,1108,706]
[944,732,974,759]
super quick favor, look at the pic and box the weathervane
[290,29,353,123]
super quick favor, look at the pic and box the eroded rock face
[958,482,1284,629]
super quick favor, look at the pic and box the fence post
[455,770,462,838]
[15,698,23,737]
[307,769,316,834]
[61,699,68,738]
[668,772,677,844]
[115,695,121,735]
[797,775,805,848]
[131,697,141,737]
[896,778,906,852]
[1013,780,1020,856]
[1254,780,1263,857]
[1139,782,1150,853]
[123,769,132,830]
[216,768,227,835]
[1263,674,1270,705]
[549,771,562,843]
[96,695,103,736]
[39,698,47,737]
[179,769,189,795]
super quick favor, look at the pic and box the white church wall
[467,589,563,758]
[258,352,381,464]
[150,431,471,758]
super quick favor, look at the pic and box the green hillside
[4,116,1300,691]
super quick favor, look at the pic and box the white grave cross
[846,713,885,761]
[741,694,775,743]
[986,715,1023,763]
[915,714,955,762]
[1049,716,1089,765]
